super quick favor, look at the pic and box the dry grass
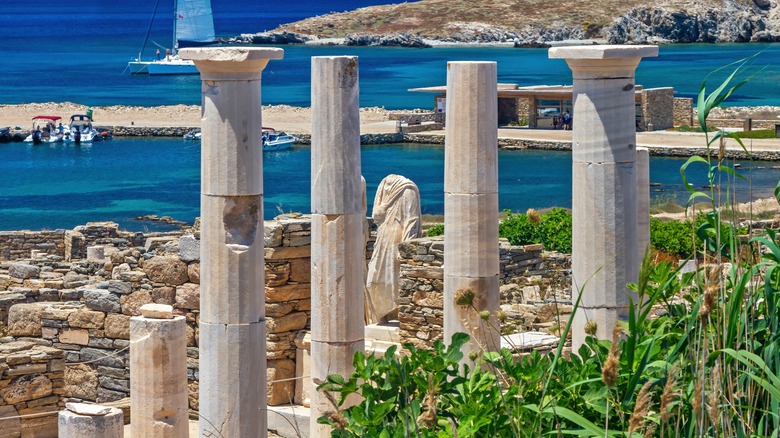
[274,0,724,39]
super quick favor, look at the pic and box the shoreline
[3,102,780,161]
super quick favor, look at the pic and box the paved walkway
[377,124,780,153]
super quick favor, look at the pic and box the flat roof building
[409,84,684,131]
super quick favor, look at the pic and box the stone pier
[130,305,188,437]
[309,56,364,437]
[58,403,124,438]
[549,45,658,350]
[442,61,500,362]
[180,46,284,437]
[637,147,650,260]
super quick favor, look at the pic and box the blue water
[0,0,779,108]
[1,1,779,231]
[1,139,777,231]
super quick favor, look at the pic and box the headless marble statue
[366,174,422,324]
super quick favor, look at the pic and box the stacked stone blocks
[0,341,65,437]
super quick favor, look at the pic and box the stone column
[58,403,124,438]
[443,62,500,363]
[130,305,188,438]
[180,47,284,437]
[549,45,658,350]
[636,147,650,261]
[310,56,364,438]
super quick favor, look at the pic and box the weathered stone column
[310,56,364,437]
[180,47,284,437]
[549,45,658,350]
[58,403,124,438]
[443,62,500,362]
[130,304,187,437]
[637,147,650,260]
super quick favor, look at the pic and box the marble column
[130,305,188,438]
[443,61,500,364]
[636,147,650,261]
[549,45,658,350]
[58,403,124,438]
[180,47,284,437]
[309,56,364,438]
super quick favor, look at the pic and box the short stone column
[549,45,658,350]
[130,304,187,437]
[310,56,364,437]
[443,61,500,363]
[636,147,650,260]
[180,46,283,437]
[58,403,124,438]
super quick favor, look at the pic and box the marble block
[443,193,499,278]
[444,61,498,194]
[200,194,264,325]
[199,321,265,437]
[310,213,365,344]
[310,56,362,216]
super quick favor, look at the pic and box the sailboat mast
[139,0,162,61]
[172,0,178,55]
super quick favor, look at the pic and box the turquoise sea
[1,0,779,230]
[1,139,777,231]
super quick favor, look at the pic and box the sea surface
[0,0,779,109]
[1,0,779,231]
[0,139,777,231]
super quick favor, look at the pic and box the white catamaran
[128,0,215,75]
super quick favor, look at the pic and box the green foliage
[734,128,777,139]
[650,217,699,258]
[425,224,444,237]
[671,124,718,132]
[317,54,780,438]
[498,208,572,253]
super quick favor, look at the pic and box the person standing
[563,110,572,130]
[156,49,161,60]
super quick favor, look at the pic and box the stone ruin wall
[0,341,65,437]
[397,236,572,350]
[0,217,571,435]
[640,88,674,131]
[0,218,317,427]
[673,97,694,127]
[0,223,168,263]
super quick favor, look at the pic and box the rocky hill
[228,0,780,47]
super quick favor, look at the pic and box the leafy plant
[425,224,444,237]
[498,208,572,252]
[317,53,780,437]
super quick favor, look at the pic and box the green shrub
[649,217,697,258]
[498,208,572,253]
[425,224,444,237]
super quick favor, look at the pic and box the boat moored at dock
[262,127,296,151]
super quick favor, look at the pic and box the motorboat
[24,116,69,144]
[66,114,100,144]
[128,0,216,76]
[262,128,296,152]
[183,128,201,140]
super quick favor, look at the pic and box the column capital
[180,47,284,80]
[549,45,658,79]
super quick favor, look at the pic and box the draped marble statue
[366,174,422,324]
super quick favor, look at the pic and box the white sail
[176,0,216,47]
[129,0,214,75]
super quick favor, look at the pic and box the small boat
[128,0,216,76]
[24,116,69,144]
[66,114,100,144]
[262,128,296,151]
[183,128,201,140]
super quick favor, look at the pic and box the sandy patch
[0,102,393,135]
